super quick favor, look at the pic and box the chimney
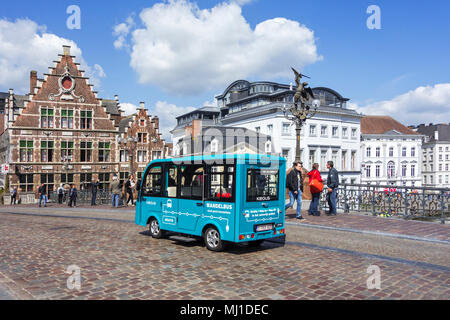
[63,45,71,56]
[434,130,439,141]
[30,71,37,94]
[153,116,159,130]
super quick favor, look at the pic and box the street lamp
[118,136,138,176]
[281,68,321,163]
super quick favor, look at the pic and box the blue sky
[1,0,449,138]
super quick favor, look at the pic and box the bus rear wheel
[204,227,225,252]
[149,218,165,239]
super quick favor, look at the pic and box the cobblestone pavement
[0,207,449,300]
[286,209,450,242]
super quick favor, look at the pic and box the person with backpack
[10,187,17,205]
[307,163,324,216]
[110,176,121,208]
[285,162,305,220]
[57,184,64,204]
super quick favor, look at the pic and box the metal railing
[48,190,124,206]
[319,183,450,224]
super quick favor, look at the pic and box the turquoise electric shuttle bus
[135,154,286,251]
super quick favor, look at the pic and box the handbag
[309,179,324,193]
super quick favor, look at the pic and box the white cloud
[94,64,107,78]
[119,100,196,141]
[113,16,135,50]
[152,101,196,140]
[355,83,450,125]
[119,102,139,116]
[0,18,105,93]
[114,0,321,95]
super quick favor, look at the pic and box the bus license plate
[256,224,273,232]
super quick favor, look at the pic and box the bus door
[177,164,204,231]
[161,163,179,228]
[139,164,164,223]
[203,164,235,240]
[240,165,283,236]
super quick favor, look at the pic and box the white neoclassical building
[413,123,450,188]
[215,80,363,183]
[360,116,423,187]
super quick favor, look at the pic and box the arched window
[387,161,395,178]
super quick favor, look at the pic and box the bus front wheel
[204,227,225,252]
[149,218,165,239]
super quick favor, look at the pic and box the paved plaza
[0,205,449,300]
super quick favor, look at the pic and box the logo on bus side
[243,208,279,222]
[206,203,233,210]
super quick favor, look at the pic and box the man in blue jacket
[326,161,339,215]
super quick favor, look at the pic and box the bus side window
[180,164,204,200]
[142,165,162,197]
[165,165,178,198]
[208,165,234,201]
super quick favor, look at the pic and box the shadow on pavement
[138,230,285,254]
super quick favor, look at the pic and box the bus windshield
[246,168,279,202]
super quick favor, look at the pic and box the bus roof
[148,154,286,165]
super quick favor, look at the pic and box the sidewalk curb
[286,220,450,245]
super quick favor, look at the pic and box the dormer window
[211,139,219,153]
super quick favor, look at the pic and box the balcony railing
[319,183,450,224]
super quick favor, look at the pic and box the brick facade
[0,46,171,197]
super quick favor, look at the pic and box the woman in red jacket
[307,163,323,216]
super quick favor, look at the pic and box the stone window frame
[61,141,74,162]
[40,140,55,163]
[40,106,54,129]
[61,108,74,129]
[19,140,34,162]
[80,110,93,130]
[98,142,111,162]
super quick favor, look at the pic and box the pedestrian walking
[285,162,305,220]
[91,180,100,206]
[125,175,136,206]
[68,184,78,207]
[307,163,324,216]
[10,187,17,205]
[57,184,64,204]
[38,183,47,207]
[110,176,121,208]
[326,161,339,215]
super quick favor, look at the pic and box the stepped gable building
[0,45,170,197]
[360,115,423,187]
[117,102,168,183]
